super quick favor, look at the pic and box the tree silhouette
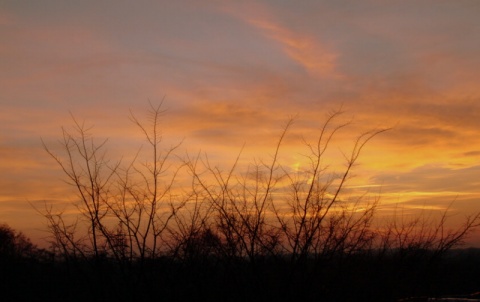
[34,102,480,301]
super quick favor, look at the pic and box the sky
[1,0,480,246]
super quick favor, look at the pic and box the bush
[35,103,480,301]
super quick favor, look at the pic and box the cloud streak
[248,19,339,78]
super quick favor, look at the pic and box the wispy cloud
[247,19,339,78]
[220,2,340,78]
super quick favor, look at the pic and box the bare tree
[39,204,88,262]
[34,102,480,301]
[270,110,388,264]
[39,102,480,276]
[184,120,293,264]
[106,102,185,263]
[41,102,184,264]
[42,115,120,262]
[377,201,480,259]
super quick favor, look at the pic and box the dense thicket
[3,103,479,301]
[1,227,480,302]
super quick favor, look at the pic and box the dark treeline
[2,225,480,302]
[2,103,480,301]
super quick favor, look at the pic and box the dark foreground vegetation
[1,226,480,302]
[2,103,479,301]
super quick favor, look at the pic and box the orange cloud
[219,1,340,78]
[247,19,339,78]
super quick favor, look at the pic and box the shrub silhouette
[34,103,480,301]
[0,223,39,259]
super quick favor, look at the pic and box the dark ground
[1,248,480,302]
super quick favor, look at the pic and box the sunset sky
[1,1,480,246]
